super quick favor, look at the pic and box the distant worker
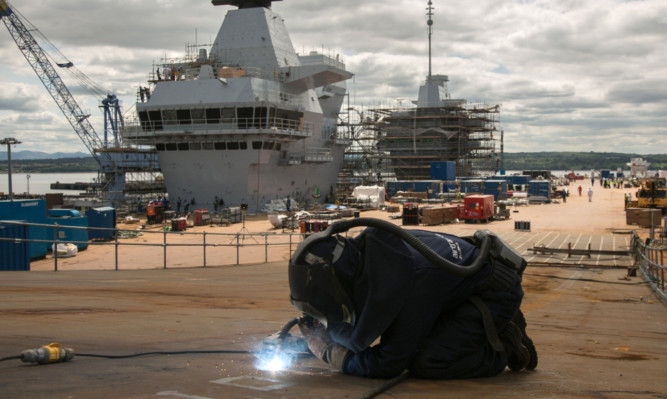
[587,188,593,202]
[286,195,291,213]
[561,189,567,203]
[214,196,219,212]
[176,197,182,214]
[184,200,190,213]
[578,185,582,196]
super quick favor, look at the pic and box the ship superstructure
[371,1,499,180]
[122,0,352,212]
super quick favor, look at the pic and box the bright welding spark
[255,348,294,372]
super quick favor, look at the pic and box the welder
[289,218,537,379]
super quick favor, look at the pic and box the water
[0,172,98,195]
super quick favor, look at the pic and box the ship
[122,0,353,213]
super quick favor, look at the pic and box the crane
[0,0,159,200]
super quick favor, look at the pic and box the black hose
[76,350,254,359]
[298,217,492,277]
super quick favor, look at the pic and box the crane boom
[0,0,109,164]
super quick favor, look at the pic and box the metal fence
[631,231,667,303]
[0,220,330,271]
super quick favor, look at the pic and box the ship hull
[157,146,344,212]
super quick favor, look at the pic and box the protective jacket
[320,227,523,378]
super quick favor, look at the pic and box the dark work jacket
[326,227,494,378]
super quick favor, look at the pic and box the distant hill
[502,152,667,171]
[0,151,90,161]
[1,151,665,173]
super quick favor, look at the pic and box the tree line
[1,152,666,173]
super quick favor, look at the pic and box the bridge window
[162,110,177,126]
[202,142,214,150]
[156,143,165,151]
[166,143,177,151]
[177,143,189,151]
[252,141,262,150]
[191,109,205,124]
[206,108,220,124]
[177,109,191,125]
[148,110,163,130]
[214,142,226,150]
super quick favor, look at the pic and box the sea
[0,172,99,195]
[1,170,642,197]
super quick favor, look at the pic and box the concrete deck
[1,264,665,398]
[1,181,665,398]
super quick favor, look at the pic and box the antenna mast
[426,1,434,80]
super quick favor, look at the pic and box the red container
[463,195,494,222]
[171,218,187,231]
[193,209,210,226]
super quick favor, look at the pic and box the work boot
[500,321,530,371]
[513,310,538,370]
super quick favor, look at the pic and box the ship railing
[121,117,313,140]
[631,231,667,302]
[0,220,366,272]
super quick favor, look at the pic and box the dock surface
[2,181,666,398]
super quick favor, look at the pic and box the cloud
[0,0,665,154]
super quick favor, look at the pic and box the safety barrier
[631,232,667,302]
[0,220,365,272]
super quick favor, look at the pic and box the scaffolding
[376,101,500,179]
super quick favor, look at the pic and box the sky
[0,0,665,155]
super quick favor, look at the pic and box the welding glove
[298,318,349,371]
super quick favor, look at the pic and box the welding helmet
[289,234,356,328]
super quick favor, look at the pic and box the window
[178,143,189,151]
[206,108,220,124]
[227,142,239,150]
[148,110,163,130]
[221,108,235,123]
[240,141,247,150]
[263,141,274,150]
[162,110,177,126]
[214,142,226,150]
[189,142,201,150]
[166,143,177,151]
[156,143,165,151]
[202,142,214,150]
[177,109,191,125]
[191,109,205,124]
[237,107,253,129]
[252,141,262,150]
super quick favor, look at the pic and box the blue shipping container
[0,222,30,271]
[528,180,552,202]
[0,199,49,259]
[48,209,81,217]
[484,180,508,201]
[46,216,89,250]
[430,161,456,181]
[601,170,611,179]
[460,180,485,194]
[86,207,116,240]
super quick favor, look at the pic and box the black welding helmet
[289,234,356,328]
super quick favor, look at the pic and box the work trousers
[409,287,521,379]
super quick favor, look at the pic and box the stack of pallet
[421,205,460,226]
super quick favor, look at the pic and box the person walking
[587,187,593,202]
[578,185,582,196]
